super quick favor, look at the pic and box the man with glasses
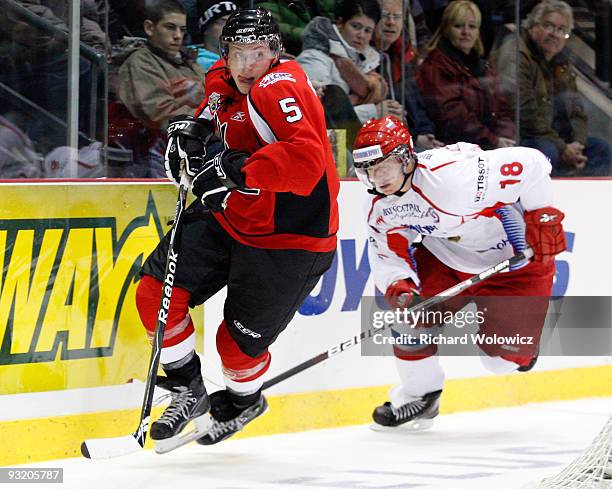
[491,0,610,176]
[373,0,443,151]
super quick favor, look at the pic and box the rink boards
[0,179,611,464]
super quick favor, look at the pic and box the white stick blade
[81,434,143,459]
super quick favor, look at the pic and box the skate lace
[207,417,243,441]
[391,398,427,421]
[155,390,197,427]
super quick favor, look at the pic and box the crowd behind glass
[0,0,609,179]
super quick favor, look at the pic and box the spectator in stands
[179,0,200,44]
[119,0,205,128]
[416,0,516,149]
[1,2,106,154]
[419,0,495,55]
[490,0,611,176]
[192,0,237,72]
[388,0,432,63]
[255,0,335,56]
[297,0,388,124]
[0,110,42,178]
[374,0,443,150]
[117,0,206,176]
[18,0,108,53]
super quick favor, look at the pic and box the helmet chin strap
[394,155,417,196]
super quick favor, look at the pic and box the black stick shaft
[262,249,533,391]
[133,180,189,447]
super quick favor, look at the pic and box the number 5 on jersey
[279,97,303,123]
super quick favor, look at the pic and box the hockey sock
[392,355,445,405]
[162,351,202,385]
[216,320,271,395]
[227,388,262,409]
[135,275,195,357]
[480,355,520,374]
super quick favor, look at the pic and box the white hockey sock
[480,355,520,374]
[224,374,265,396]
[160,332,196,364]
[390,355,445,408]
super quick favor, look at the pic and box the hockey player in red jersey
[352,116,566,430]
[135,8,339,451]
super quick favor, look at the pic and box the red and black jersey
[195,59,339,252]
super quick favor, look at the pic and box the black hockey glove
[164,115,214,185]
[191,150,249,212]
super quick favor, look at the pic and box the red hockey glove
[385,279,419,309]
[524,206,567,263]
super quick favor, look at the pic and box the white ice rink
[14,397,612,489]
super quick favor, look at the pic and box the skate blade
[369,418,435,432]
[196,399,270,446]
[154,414,214,454]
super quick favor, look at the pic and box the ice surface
[16,397,612,489]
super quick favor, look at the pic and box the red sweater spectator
[416,0,515,149]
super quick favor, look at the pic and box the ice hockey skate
[371,389,442,432]
[151,375,213,454]
[517,352,539,372]
[196,389,268,445]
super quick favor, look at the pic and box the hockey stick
[81,174,190,459]
[262,248,534,390]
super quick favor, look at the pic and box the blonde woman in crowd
[416,0,515,149]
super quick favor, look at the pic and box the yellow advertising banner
[0,182,201,395]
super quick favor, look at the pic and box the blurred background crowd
[0,0,609,179]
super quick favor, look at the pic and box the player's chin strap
[393,153,418,196]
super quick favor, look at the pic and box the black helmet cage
[220,8,283,60]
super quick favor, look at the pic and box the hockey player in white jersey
[352,116,567,430]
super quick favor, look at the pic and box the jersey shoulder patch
[251,61,310,99]
[257,71,297,88]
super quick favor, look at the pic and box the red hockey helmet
[353,115,414,169]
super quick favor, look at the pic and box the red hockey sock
[216,320,271,394]
[135,274,195,349]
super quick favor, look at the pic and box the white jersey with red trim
[366,143,553,292]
